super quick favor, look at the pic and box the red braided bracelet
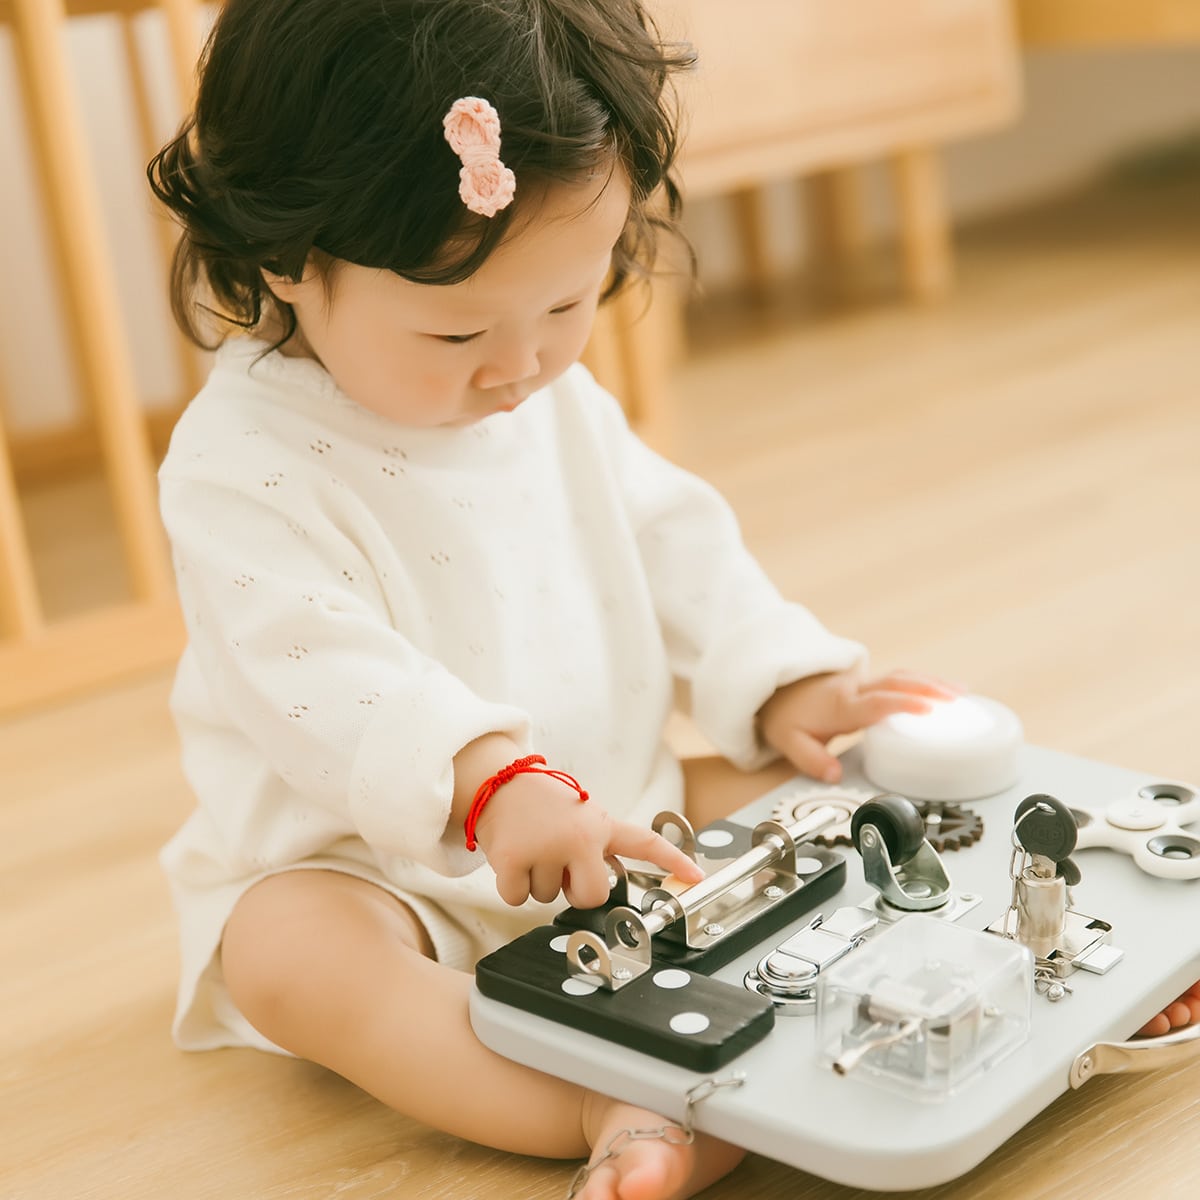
[463,754,589,851]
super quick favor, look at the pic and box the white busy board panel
[470,744,1200,1189]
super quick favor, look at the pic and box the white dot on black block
[562,976,603,996]
[549,935,570,953]
[669,1012,710,1035]
[794,856,825,875]
[697,828,735,849]
[652,969,690,990]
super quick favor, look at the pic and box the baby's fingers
[852,688,939,727]
[773,726,842,783]
[529,863,567,906]
[608,821,705,886]
[562,855,614,910]
[864,670,963,701]
[493,862,533,908]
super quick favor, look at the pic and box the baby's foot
[1136,981,1200,1037]
[576,1094,745,1200]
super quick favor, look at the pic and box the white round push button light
[861,695,1022,802]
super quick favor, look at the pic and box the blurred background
[2,4,1199,1199]
[1,1,1198,734]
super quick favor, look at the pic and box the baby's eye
[550,302,580,316]
[437,331,483,345]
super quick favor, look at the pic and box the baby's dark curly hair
[148,0,695,349]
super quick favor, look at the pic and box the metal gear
[770,785,984,852]
[911,799,985,852]
[770,784,875,848]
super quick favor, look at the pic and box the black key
[1056,856,1082,887]
[1014,793,1078,862]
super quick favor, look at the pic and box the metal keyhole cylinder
[1015,870,1066,957]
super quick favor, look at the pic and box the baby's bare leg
[222,869,588,1156]
[221,869,743,1196]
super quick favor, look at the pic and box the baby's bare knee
[220,869,430,1050]
[221,872,321,1034]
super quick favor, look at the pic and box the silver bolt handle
[640,804,843,938]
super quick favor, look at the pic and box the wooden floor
[3,170,1199,1199]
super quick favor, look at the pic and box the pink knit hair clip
[442,96,517,218]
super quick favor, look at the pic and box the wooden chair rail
[0,601,184,717]
[0,0,200,715]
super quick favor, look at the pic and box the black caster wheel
[851,794,926,866]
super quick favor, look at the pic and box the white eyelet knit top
[158,339,863,1050]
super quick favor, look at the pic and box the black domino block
[475,925,775,1072]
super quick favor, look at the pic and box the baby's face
[265,169,631,427]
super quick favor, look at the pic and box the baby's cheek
[412,370,460,407]
[544,340,588,388]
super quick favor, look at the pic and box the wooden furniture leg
[0,395,43,641]
[891,145,954,302]
[119,7,205,398]
[580,302,628,401]
[804,166,869,299]
[608,281,686,451]
[160,0,203,110]
[730,185,774,302]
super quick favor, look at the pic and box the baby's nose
[475,344,540,389]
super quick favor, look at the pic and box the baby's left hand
[757,667,961,783]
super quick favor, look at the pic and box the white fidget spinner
[1071,781,1200,880]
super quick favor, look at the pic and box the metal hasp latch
[744,906,879,1013]
[566,805,843,991]
[987,793,1123,992]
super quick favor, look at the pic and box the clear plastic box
[815,915,1033,1100]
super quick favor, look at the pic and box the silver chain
[565,1074,745,1198]
[1034,961,1073,1002]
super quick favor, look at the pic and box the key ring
[565,1074,745,1198]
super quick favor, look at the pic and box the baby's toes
[1136,984,1200,1037]
[1165,1000,1193,1029]
[575,1142,681,1200]
[1137,1011,1171,1037]
[574,1163,620,1200]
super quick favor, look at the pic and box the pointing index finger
[608,821,706,885]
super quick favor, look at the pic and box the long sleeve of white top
[160,470,531,880]
[586,384,866,768]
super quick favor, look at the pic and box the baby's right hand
[473,773,704,910]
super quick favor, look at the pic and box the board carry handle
[1070,1019,1200,1088]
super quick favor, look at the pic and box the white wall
[1,17,1199,434]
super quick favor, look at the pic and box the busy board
[470,717,1200,1189]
